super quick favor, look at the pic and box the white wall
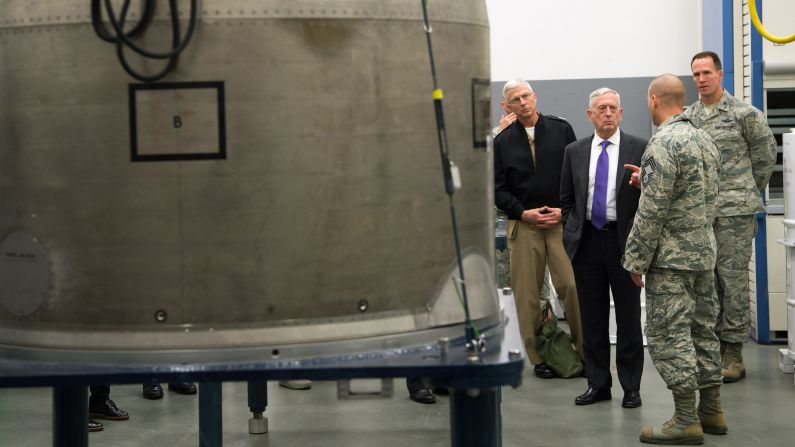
[486,0,702,82]
[763,0,795,89]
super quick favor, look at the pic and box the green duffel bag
[534,300,582,378]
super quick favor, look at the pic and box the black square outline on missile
[129,81,226,162]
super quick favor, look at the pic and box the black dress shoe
[575,387,612,405]
[88,418,104,432]
[622,390,642,408]
[89,398,129,420]
[143,383,164,400]
[409,387,436,404]
[406,377,436,404]
[533,363,555,379]
[169,382,198,395]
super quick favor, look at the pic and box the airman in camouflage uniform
[686,51,777,383]
[622,75,723,445]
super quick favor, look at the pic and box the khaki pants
[508,220,583,365]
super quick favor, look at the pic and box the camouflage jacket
[686,90,777,216]
[622,114,720,273]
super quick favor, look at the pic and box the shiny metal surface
[0,0,494,358]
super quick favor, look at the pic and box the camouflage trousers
[645,267,722,391]
[714,215,757,343]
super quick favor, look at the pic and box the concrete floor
[0,344,793,447]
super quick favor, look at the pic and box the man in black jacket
[560,88,646,408]
[494,79,583,379]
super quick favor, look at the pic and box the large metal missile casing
[0,0,496,362]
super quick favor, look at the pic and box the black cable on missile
[419,0,480,354]
[91,0,197,82]
[91,0,154,42]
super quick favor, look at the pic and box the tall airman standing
[687,51,777,383]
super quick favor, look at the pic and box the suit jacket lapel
[578,138,592,215]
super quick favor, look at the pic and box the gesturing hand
[624,164,641,189]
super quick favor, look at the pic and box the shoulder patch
[641,156,657,186]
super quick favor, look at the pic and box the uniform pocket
[508,220,519,240]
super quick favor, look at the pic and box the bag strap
[541,299,557,325]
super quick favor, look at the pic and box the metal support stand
[246,381,268,434]
[53,385,88,447]
[4,294,524,447]
[449,387,502,447]
[199,382,222,447]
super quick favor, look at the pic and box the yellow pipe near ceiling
[748,0,795,44]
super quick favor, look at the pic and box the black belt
[587,220,617,231]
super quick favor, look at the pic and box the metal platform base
[0,293,524,447]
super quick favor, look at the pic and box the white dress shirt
[586,129,620,222]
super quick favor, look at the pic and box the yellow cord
[748,0,795,44]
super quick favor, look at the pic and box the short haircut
[691,51,722,71]
[649,74,685,108]
[588,87,621,108]
[502,79,533,99]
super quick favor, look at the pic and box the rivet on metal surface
[501,287,512,295]
[154,309,168,323]
[357,299,369,312]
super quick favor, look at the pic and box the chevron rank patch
[641,156,657,186]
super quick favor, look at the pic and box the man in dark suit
[560,88,646,408]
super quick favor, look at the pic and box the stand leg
[199,382,223,447]
[449,387,502,447]
[246,380,268,434]
[53,385,88,447]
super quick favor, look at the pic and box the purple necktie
[591,140,610,229]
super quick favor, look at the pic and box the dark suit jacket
[560,131,647,260]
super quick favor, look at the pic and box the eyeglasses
[507,92,534,106]
[593,105,619,114]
